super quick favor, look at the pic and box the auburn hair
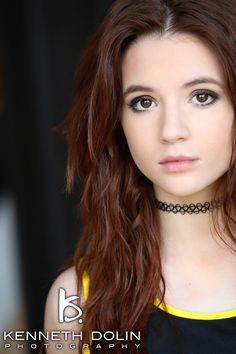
[58,0,236,352]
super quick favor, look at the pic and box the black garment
[147,307,236,354]
[81,272,236,353]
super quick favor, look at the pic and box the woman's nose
[159,103,190,144]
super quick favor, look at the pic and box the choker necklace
[155,199,218,215]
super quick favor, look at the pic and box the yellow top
[82,272,91,354]
[153,297,236,320]
[82,271,236,320]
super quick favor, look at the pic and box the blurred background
[0,1,114,353]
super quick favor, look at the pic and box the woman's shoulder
[47,266,78,299]
[44,266,84,332]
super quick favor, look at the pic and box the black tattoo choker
[155,199,218,215]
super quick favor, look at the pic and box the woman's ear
[108,146,114,158]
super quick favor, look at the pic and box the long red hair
[58,0,236,352]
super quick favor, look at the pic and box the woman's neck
[154,183,235,260]
[156,201,234,262]
[158,211,218,258]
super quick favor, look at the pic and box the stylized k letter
[58,287,83,323]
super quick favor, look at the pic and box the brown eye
[140,98,152,108]
[196,93,208,103]
[130,96,156,111]
[191,90,218,106]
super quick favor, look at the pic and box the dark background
[1,0,114,347]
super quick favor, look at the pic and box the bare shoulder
[44,266,84,332]
[45,266,78,306]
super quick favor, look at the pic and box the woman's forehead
[122,33,225,92]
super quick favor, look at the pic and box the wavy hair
[58,0,236,352]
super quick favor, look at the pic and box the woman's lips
[159,156,199,172]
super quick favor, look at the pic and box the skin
[121,33,236,311]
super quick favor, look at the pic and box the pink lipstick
[159,155,199,172]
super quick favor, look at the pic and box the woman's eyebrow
[123,77,223,97]
[123,85,154,97]
[182,76,224,89]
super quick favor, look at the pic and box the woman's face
[121,33,234,203]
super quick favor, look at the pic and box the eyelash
[191,89,219,107]
[128,90,219,112]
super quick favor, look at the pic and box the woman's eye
[191,91,218,106]
[129,96,156,112]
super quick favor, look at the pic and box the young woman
[44,0,236,353]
